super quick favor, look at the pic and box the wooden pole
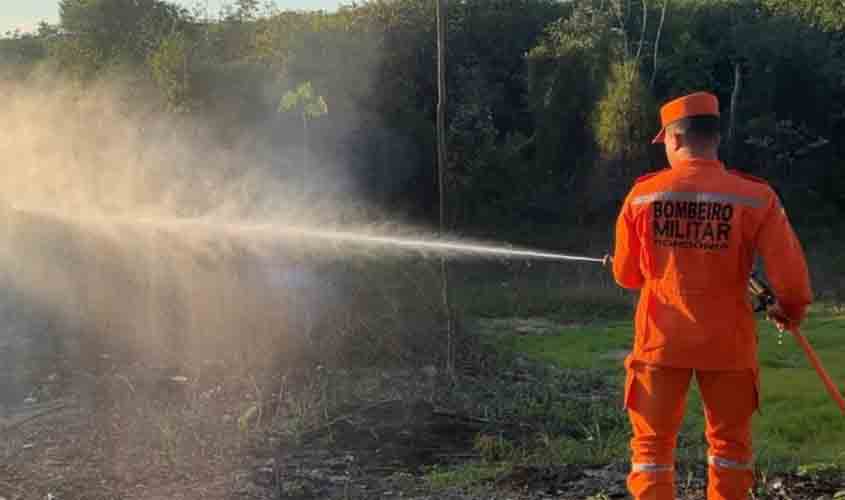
[436,0,454,378]
[436,0,447,234]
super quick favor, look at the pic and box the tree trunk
[650,0,668,90]
[635,0,648,64]
[619,0,630,59]
[728,61,742,164]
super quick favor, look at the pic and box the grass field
[481,305,845,472]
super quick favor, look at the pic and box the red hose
[790,328,845,415]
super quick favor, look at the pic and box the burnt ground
[2,350,844,500]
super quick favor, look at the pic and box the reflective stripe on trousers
[709,456,753,471]
[632,463,674,473]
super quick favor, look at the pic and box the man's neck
[671,149,719,162]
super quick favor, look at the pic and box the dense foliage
[2,0,843,233]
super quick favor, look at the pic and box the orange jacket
[613,159,813,370]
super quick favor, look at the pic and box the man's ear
[669,131,684,151]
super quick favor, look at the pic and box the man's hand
[602,254,613,269]
[766,303,795,332]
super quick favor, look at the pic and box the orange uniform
[612,92,813,500]
[614,160,812,370]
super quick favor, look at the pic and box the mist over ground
[0,77,365,219]
[0,74,448,414]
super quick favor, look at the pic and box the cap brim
[652,128,666,144]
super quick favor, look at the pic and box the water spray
[267,227,608,264]
[13,206,610,265]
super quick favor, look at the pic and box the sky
[1,0,343,35]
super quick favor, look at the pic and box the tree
[234,0,262,21]
[593,61,656,166]
[0,25,50,77]
[527,3,618,187]
[763,0,845,32]
[280,81,329,175]
[148,31,194,112]
[57,0,188,74]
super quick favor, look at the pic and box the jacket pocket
[637,288,669,352]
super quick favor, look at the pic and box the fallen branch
[431,408,494,425]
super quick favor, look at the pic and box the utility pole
[436,0,454,379]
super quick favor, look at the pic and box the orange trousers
[624,358,758,500]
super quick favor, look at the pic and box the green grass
[425,462,513,490]
[487,318,632,371]
[478,307,845,471]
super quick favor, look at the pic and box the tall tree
[57,0,187,74]
[280,81,329,176]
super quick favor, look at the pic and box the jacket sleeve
[755,189,813,323]
[613,195,645,289]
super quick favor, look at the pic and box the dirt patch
[496,463,627,498]
[757,472,845,500]
[0,380,254,500]
[249,398,488,499]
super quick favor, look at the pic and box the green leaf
[279,90,299,112]
[279,81,328,118]
[238,404,259,432]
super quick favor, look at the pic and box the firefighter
[611,91,813,500]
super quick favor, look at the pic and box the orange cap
[652,91,720,144]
